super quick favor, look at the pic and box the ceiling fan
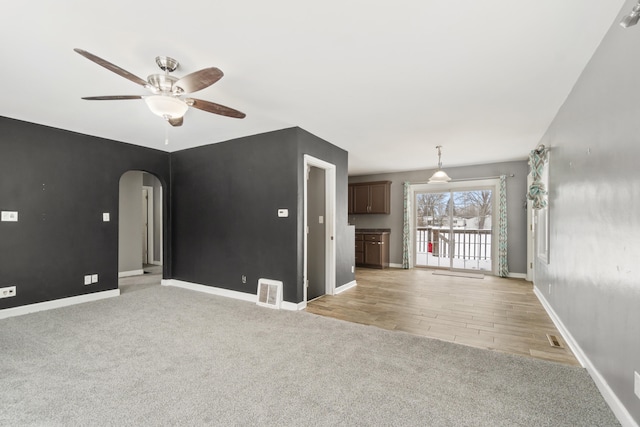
[74,48,245,127]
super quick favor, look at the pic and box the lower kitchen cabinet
[355,230,390,269]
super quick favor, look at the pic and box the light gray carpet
[0,276,619,426]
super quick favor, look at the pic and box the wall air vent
[257,278,283,309]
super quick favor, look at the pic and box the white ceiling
[0,1,626,175]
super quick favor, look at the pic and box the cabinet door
[353,185,370,214]
[364,241,382,266]
[368,183,389,214]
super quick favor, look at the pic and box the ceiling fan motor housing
[147,74,179,93]
[155,56,178,72]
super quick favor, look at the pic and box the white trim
[389,263,404,269]
[507,272,526,279]
[533,287,586,367]
[162,279,304,311]
[526,173,535,282]
[335,280,357,294]
[151,261,163,266]
[0,289,120,320]
[118,269,144,278]
[282,301,306,311]
[534,287,635,427]
[158,185,163,265]
[143,185,154,265]
[303,155,337,302]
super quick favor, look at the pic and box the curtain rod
[409,174,514,185]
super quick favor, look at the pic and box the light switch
[84,275,92,285]
[278,209,288,218]
[91,274,98,283]
[319,216,324,224]
[102,213,110,222]
[1,211,18,222]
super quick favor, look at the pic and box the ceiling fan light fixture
[428,145,452,184]
[144,95,188,119]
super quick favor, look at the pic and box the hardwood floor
[306,267,579,366]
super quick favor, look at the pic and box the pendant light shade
[428,145,452,184]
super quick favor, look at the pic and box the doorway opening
[118,171,164,279]
[412,179,498,274]
[303,155,336,305]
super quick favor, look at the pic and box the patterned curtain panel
[402,182,411,269]
[527,147,547,209]
[498,175,509,277]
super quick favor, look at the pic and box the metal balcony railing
[416,227,491,261]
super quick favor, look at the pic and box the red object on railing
[428,242,433,253]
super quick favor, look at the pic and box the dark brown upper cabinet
[348,181,391,214]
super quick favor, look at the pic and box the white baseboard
[151,261,163,266]
[507,272,526,279]
[283,301,306,311]
[118,269,144,278]
[389,263,404,269]
[162,279,303,311]
[0,289,120,320]
[335,280,356,295]
[534,287,636,427]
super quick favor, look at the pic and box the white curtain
[402,182,411,269]
[498,175,509,277]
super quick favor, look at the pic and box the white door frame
[303,155,336,304]
[526,173,534,282]
[143,185,154,265]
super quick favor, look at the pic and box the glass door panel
[415,191,452,268]
[415,187,493,272]
[451,190,492,271]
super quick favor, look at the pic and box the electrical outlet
[242,275,247,284]
[84,275,92,285]
[634,371,640,399]
[351,265,355,273]
[0,286,16,299]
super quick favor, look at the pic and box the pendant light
[428,145,452,184]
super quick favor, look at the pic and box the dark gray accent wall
[170,127,352,304]
[534,1,640,421]
[0,117,171,309]
[349,161,528,274]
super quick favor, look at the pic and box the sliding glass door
[415,186,493,272]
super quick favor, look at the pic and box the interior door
[307,166,326,300]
